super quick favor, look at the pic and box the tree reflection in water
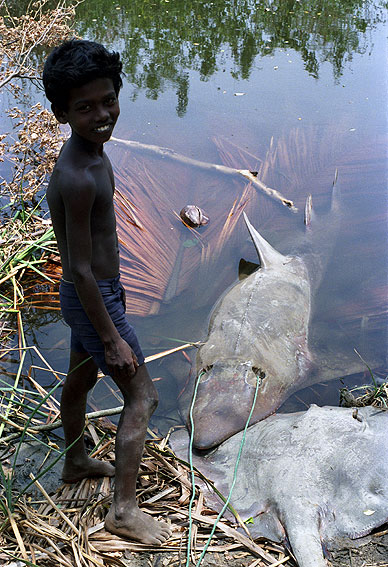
[69,0,387,115]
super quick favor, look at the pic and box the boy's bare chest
[89,180,116,235]
[93,176,115,211]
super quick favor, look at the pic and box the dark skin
[46,77,171,544]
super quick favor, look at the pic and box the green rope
[186,370,261,567]
[186,370,205,567]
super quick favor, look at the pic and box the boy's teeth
[96,125,110,132]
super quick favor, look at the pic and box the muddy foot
[105,504,172,545]
[62,457,115,483]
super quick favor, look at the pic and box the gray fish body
[170,405,388,567]
[192,220,313,449]
[183,191,383,450]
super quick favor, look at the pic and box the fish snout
[192,409,248,450]
[190,361,265,449]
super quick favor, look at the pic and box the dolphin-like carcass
[170,404,388,567]
[180,181,382,450]
[189,213,313,449]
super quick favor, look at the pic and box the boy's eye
[106,96,117,105]
[77,105,91,113]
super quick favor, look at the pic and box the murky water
[1,0,387,432]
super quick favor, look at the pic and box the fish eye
[252,367,266,380]
[198,366,212,384]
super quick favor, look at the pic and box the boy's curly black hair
[43,39,123,110]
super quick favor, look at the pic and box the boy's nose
[95,106,110,122]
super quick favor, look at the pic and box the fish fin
[284,522,327,567]
[241,510,286,544]
[238,258,260,280]
[299,170,343,293]
[243,213,288,269]
[330,168,340,213]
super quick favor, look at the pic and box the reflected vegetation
[73,0,387,114]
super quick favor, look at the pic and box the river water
[1,0,387,432]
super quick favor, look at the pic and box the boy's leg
[61,349,115,482]
[105,363,172,544]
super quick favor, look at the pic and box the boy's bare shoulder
[48,147,98,204]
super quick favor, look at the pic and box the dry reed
[0,350,296,567]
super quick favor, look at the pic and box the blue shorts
[59,275,145,375]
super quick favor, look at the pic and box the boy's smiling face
[55,77,120,145]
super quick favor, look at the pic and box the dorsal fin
[243,213,287,268]
[239,258,260,280]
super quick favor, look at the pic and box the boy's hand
[105,338,139,379]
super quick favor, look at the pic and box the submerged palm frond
[111,146,257,317]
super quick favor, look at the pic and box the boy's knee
[131,387,158,420]
[137,363,159,413]
[119,364,158,415]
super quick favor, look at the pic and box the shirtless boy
[43,39,171,545]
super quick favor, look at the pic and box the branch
[0,406,123,444]
[110,136,297,212]
[0,341,199,444]
[0,71,19,90]
[0,73,41,90]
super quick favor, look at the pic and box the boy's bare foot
[62,457,115,483]
[105,504,172,545]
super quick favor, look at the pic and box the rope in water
[186,370,261,567]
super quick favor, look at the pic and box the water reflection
[73,0,387,115]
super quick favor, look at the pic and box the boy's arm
[62,177,138,379]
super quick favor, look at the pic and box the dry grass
[1,358,387,567]
[0,438,293,567]
[340,378,388,409]
[0,345,294,567]
[0,0,78,336]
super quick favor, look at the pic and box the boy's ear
[52,104,68,124]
